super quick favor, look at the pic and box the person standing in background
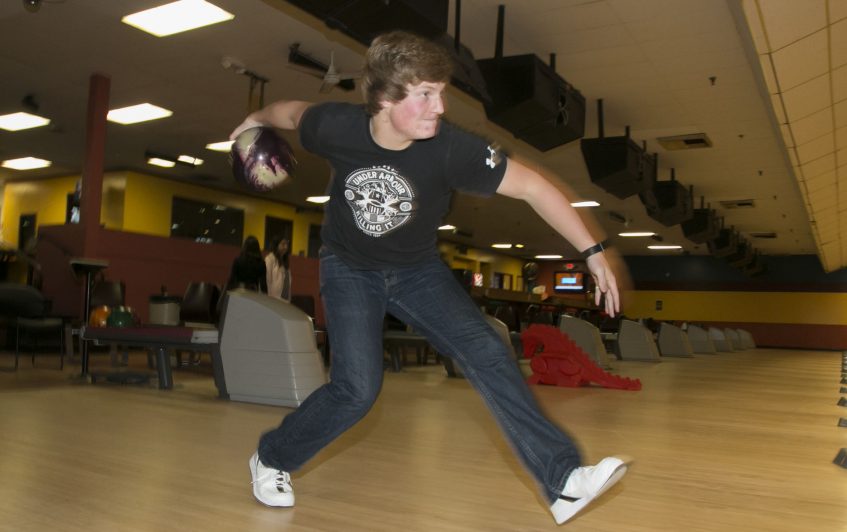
[226,235,267,293]
[265,235,292,301]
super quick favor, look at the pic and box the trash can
[149,294,182,325]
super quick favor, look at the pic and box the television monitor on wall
[553,271,586,293]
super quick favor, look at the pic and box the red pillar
[79,73,109,257]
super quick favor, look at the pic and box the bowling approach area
[1,344,845,532]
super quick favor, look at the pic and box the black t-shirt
[299,102,508,269]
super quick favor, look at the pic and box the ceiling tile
[781,74,831,121]
[805,170,837,192]
[836,99,847,128]
[741,0,768,51]
[757,0,827,50]
[832,18,847,69]
[833,65,847,101]
[837,126,847,150]
[771,30,829,90]
[790,107,833,145]
[831,0,847,22]
[795,132,835,163]
[800,152,837,178]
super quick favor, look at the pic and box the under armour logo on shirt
[485,144,502,169]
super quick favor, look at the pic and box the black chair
[0,282,65,370]
[493,304,522,353]
[180,282,221,325]
[176,282,220,366]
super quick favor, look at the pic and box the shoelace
[253,469,293,493]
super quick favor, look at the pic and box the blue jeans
[258,251,581,503]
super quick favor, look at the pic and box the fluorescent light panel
[619,232,656,237]
[0,112,50,131]
[177,155,204,166]
[108,103,173,125]
[491,243,512,249]
[205,140,234,152]
[307,196,330,204]
[122,0,235,37]
[2,157,52,170]
[648,245,682,250]
[535,254,563,259]
[570,201,600,208]
[147,157,176,168]
[438,224,456,231]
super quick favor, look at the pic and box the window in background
[307,224,322,258]
[264,216,293,252]
[170,196,244,246]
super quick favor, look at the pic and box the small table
[81,325,226,394]
[69,257,109,377]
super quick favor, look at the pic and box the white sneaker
[249,452,295,507]
[550,456,630,525]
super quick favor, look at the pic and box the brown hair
[362,31,454,115]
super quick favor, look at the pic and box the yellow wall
[0,172,324,256]
[1,176,79,247]
[624,290,847,325]
[438,241,525,290]
[2,173,129,243]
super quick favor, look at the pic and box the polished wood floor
[0,347,845,531]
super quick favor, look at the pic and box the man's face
[384,81,447,141]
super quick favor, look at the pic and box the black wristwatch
[581,241,608,259]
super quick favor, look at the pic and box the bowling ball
[230,126,296,191]
[107,306,136,328]
[89,305,111,327]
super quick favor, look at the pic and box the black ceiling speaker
[726,240,755,268]
[476,5,585,151]
[708,224,738,258]
[682,196,720,243]
[433,0,491,103]
[285,0,449,43]
[581,100,657,199]
[743,252,767,276]
[640,170,693,227]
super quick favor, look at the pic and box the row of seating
[559,316,756,364]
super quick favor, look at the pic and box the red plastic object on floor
[521,324,642,391]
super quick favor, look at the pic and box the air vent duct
[719,199,755,209]
[657,133,712,151]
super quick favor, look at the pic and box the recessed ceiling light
[515,244,525,249]
[1,157,52,170]
[0,112,50,131]
[147,157,176,168]
[619,232,656,237]
[438,224,456,231]
[122,0,235,37]
[648,245,682,250]
[570,201,600,208]
[492,243,512,249]
[535,254,563,259]
[178,155,204,166]
[108,103,173,125]
[206,140,234,152]
[307,196,330,204]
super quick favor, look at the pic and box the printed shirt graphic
[344,165,415,237]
